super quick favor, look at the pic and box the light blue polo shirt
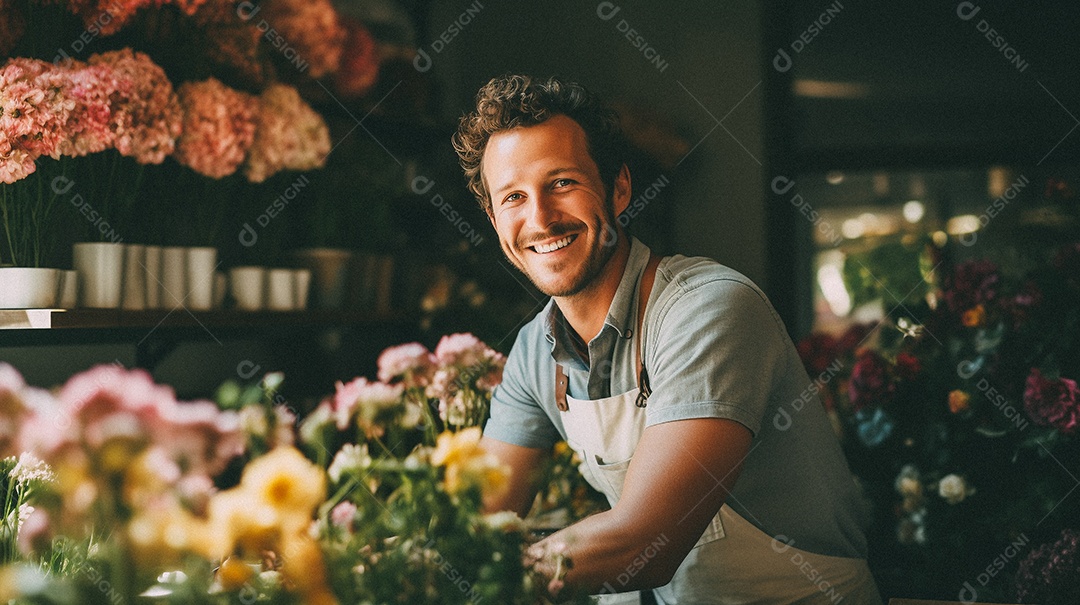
[483,237,870,559]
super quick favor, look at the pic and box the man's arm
[480,435,548,518]
[527,417,752,595]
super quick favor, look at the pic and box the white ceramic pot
[143,245,163,309]
[186,247,218,311]
[0,267,60,309]
[229,266,265,311]
[72,242,124,308]
[266,268,295,311]
[57,270,78,309]
[160,246,188,310]
[121,244,147,310]
[293,268,312,311]
[292,248,352,309]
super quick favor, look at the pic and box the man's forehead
[483,118,595,192]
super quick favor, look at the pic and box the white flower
[893,464,921,497]
[328,444,372,483]
[483,511,524,533]
[938,474,974,505]
[10,453,54,486]
[239,405,268,438]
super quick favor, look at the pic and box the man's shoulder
[659,254,766,301]
[654,254,786,335]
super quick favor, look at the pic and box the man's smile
[529,234,579,254]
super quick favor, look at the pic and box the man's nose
[526,191,561,230]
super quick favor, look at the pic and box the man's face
[482,115,628,297]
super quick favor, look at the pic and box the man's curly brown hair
[453,74,626,214]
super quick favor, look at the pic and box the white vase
[266,268,295,311]
[293,268,312,311]
[0,267,60,309]
[229,266,265,311]
[143,245,163,309]
[292,248,352,309]
[121,244,147,310]
[160,246,188,310]
[72,242,124,308]
[57,270,78,309]
[186,247,218,311]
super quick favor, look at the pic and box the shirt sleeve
[644,277,789,435]
[482,331,562,449]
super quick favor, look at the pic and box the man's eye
[554,178,575,188]
[503,192,523,204]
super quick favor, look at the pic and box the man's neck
[553,236,632,345]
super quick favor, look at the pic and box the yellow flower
[961,304,985,328]
[217,556,255,591]
[200,447,327,560]
[432,428,509,496]
[948,390,971,414]
[241,447,327,519]
[280,535,337,604]
[127,501,205,565]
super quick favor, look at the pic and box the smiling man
[453,75,882,604]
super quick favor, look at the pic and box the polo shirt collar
[543,237,652,361]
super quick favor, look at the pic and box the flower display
[244,83,331,183]
[797,241,1080,599]
[88,48,182,164]
[49,0,150,36]
[0,332,595,604]
[174,77,257,178]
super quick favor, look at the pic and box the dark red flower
[1016,528,1080,605]
[796,332,839,376]
[848,350,895,411]
[1023,369,1080,434]
[894,352,922,382]
[943,260,1001,316]
[836,323,874,356]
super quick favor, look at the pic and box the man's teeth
[533,235,575,254]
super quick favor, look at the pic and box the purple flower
[1023,369,1080,434]
[1016,528,1080,604]
[943,260,1001,316]
[848,350,895,411]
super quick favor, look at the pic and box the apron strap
[555,252,662,412]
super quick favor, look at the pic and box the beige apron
[555,256,882,604]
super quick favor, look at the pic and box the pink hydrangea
[58,60,125,157]
[333,376,403,431]
[0,58,73,182]
[244,83,330,183]
[434,333,486,367]
[1023,369,1080,434]
[376,342,436,386]
[263,0,346,79]
[174,77,256,178]
[157,399,243,476]
[89,49,182,165]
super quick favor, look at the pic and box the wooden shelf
[0,308,408,331]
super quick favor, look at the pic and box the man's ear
[612,164,632,216]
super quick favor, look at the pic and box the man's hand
[529,417,752,597]
[480,436,547,517]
